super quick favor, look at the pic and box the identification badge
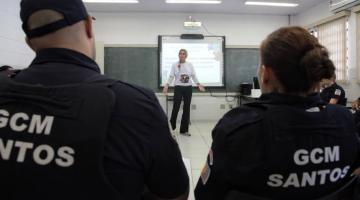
[201,162,211,185]
[334,89,341,96]
[306,107,320,112]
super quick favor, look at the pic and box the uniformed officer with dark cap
[195,26,360,200]
[0,0,189,199]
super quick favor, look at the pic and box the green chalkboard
[104,47,259,92]
[104,47,158,90]
[225,48,260,92]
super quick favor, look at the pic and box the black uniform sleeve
[103,83,188,199]
[145,93,189,198]
[194,120,228,200]
[195,107,264,200]
[357,137,360,166]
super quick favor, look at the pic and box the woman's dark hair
[261,26,335,93]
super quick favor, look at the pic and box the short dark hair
[261,26,335,93]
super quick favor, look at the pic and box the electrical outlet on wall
[220,104,225,109]
[191,104,196,110]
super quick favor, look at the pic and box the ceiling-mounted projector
[180,34,204,39]
[184,21,202,27]
[184,16,201,29]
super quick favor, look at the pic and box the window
[357,12,360,82]
[316,17,348,83]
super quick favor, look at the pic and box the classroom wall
[156,93,238,121]
[0,0,104,71]
[294,0,360,102]
[91,12,288,46]
[7,1,355,121]
[91,12,288,121]
[0,2,289,121]
[0,0,34,69]
[293,0,331,26]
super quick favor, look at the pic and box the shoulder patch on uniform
[334,89,341,96]
[306,107,320,112]
[200,162,211,185]
[208,149,213,166]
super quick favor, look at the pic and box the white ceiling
[85,0,326,15]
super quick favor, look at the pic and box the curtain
[357,12,360,82]
[317,17,348,83]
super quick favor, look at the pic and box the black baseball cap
[20,0,90,39]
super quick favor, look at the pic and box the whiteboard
[159,35,225,88]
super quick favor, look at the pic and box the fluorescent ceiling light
[166,0,221,4]
[245,1,298,7]
[83,0,139,3]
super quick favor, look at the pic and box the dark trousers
[170,86,192,133]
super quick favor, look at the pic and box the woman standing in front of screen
[163,49,205,136]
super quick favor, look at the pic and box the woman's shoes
[171,123,176,131]
[180,132,191,136]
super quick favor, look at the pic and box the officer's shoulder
[325,103,353,117]
[111,80,156,100]
[216,105,264,134]
[84,74,155,100]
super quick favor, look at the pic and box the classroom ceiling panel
[84,0,326,15]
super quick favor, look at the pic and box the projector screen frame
[158,35,226,89]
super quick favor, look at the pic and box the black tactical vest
[0,76,122,200]
[224,101,360,200]
[225,177,360,200]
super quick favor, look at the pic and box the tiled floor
[173,121,217,200]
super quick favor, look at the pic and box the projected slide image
[159,36,225,87]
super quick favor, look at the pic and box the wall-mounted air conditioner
[330,0,360,13]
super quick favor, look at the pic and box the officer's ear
[25,37,36,52]
[259,65,271,84]
[84,16,94,39]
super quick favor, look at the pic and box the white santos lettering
[267,146,348,188]
[301,171,316,187]
[267,174,283,187]
[0,139,13,160]
[55,146,75,167]
[283,173,300,188]
[14,141,34,162]
[33,144,55,165]
[267,166,350,188]
[0,138,75,168]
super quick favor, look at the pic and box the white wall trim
[105,44,158,47]
[352,5,360,13]
[305,10,350,28]
[95,41,104,74]
[104,44,259,48]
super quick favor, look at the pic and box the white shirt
[167,62,200,86]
